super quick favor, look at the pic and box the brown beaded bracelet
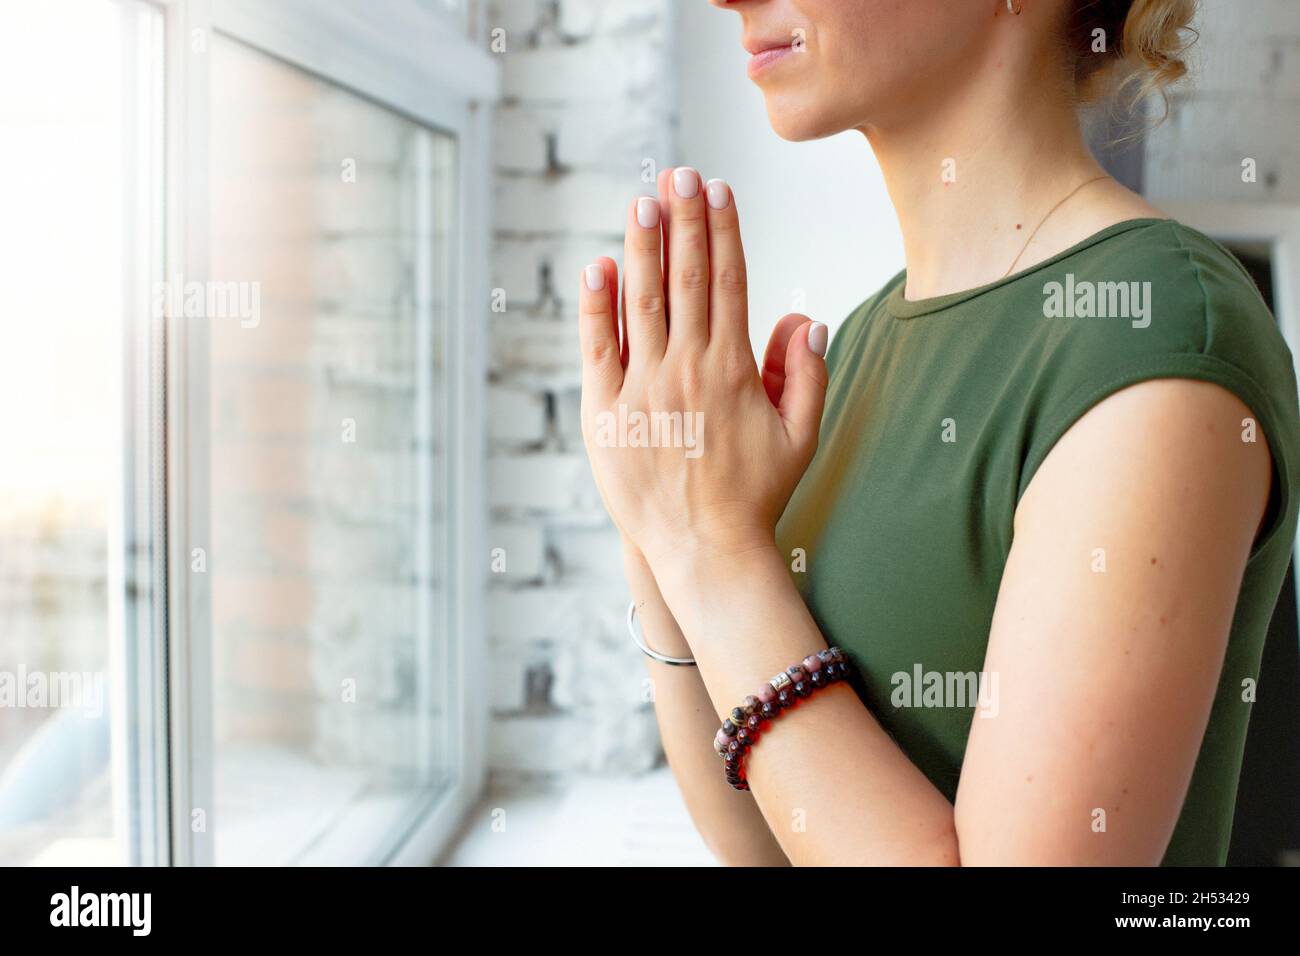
[714,646,852,791]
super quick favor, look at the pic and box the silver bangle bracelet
[627,600,696,666]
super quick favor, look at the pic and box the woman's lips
[747,45,793,78]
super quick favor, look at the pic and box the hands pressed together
[577,167,829,588]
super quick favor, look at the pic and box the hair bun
[1074,0,1199,121]
[1122,0,1197,98]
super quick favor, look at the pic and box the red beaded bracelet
[714,647,852,791]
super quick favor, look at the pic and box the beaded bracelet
[714,647,853,791]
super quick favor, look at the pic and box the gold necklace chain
[1001,173,1111,279]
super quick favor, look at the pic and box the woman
[577,0,1299,865]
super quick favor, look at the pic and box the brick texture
[483,0,676,778]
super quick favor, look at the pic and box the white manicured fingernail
[584,264,605,291]
[636,197,660,228]
[706,178,730,210]
[808,322,828,357]
[673,167,699,199]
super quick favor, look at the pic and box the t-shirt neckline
[887,218,1170,319]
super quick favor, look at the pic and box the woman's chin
[764,99,844,143]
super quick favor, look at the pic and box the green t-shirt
[776,218,1300,866]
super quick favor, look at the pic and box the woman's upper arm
[953,377,1272,865]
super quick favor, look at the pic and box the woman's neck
[862,56,1111,301]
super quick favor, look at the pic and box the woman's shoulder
[1022,217,1300,523]
[1030,218,1292,388]
[1061,217,1277,336]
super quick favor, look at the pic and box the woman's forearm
[624,548,789,866]
[650,539,961,866]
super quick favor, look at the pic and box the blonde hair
[1071,0,1199,121]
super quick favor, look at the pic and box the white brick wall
[484,0,676,779]
[1145,0,1300,202]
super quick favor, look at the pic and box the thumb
[777,320,829,449]
[761,312,812,407]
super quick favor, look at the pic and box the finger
[619,270,629,367]
[623,195,667,363]
[579,257,624,402]
[657,166,673,324]
[760,312,812,407]
[599,257,622,367]
[665,166,710,353]
[778,320,829,453]
[703,177,750,355]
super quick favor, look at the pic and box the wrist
[621,537,695,660]
[642,524,777,585]
[648,533,788,635]
[620,537,648,572]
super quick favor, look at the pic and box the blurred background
[0,0,1296,866]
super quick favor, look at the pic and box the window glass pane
[0,0,163,866]
[207,36,453,865]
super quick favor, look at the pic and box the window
[205,35,455,865]
[0,0,494,866]
[0,0,165,867]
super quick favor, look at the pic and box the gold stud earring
[1008,0,1023,13]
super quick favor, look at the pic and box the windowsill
[439,767,717,867]
[216,745,444,866]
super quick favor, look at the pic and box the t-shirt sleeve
[1016,227,1300,558]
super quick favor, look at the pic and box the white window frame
[157,0,497,866]
[118,0,171,868]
